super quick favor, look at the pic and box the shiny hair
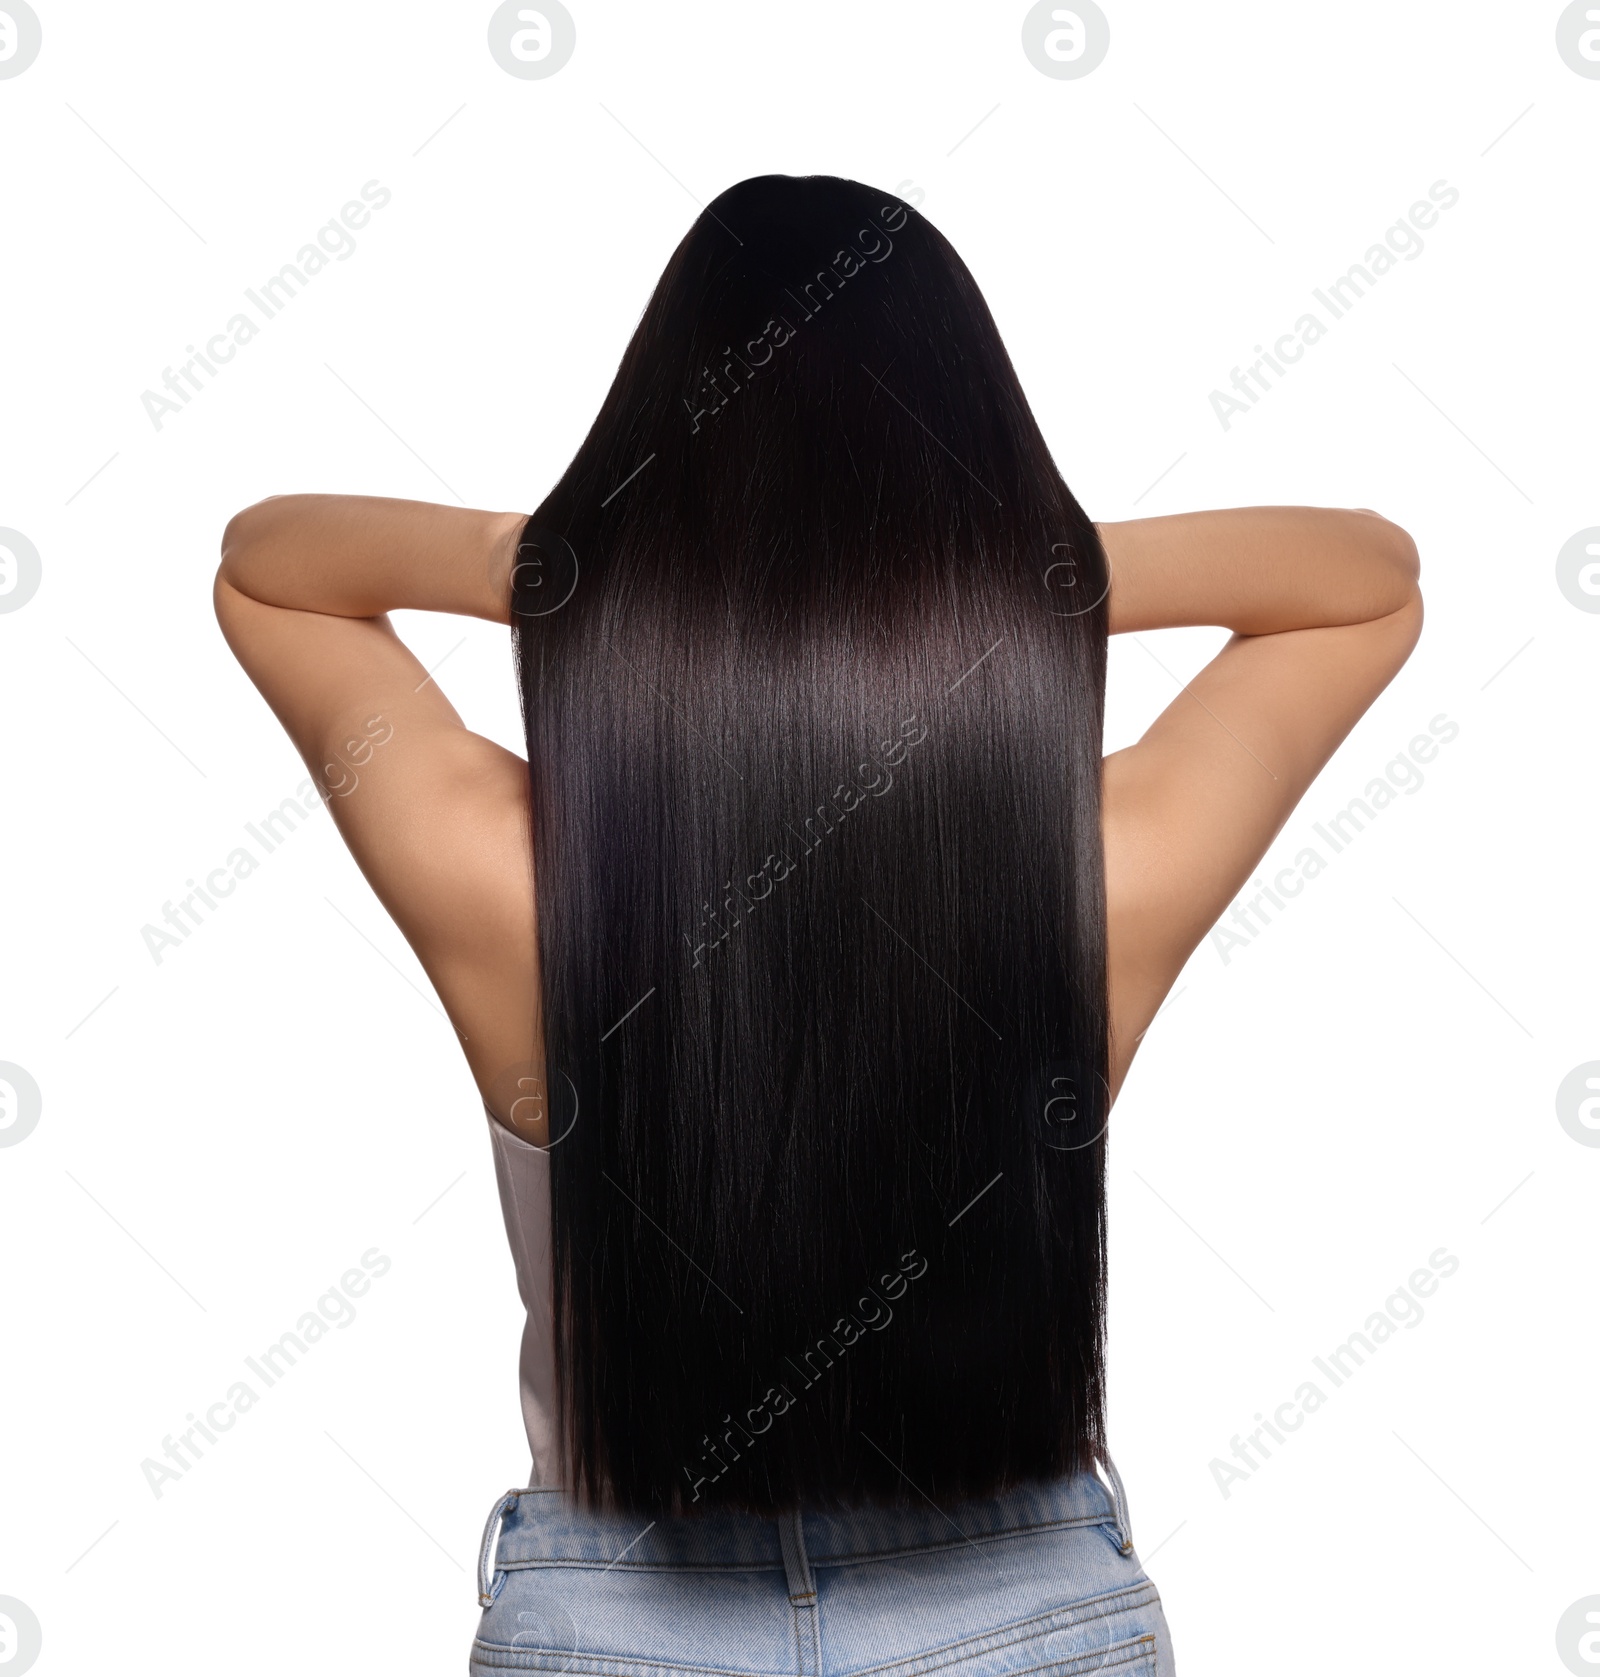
[512,173,1109,1514]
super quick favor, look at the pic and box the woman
[215,175,1421,1674]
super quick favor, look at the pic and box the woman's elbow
[219,494,294,566]
[1351,507,1422,586]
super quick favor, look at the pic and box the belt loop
[1097,1451,1134,1556]
[777,1508,821,1676]
[477,1490,521,1606]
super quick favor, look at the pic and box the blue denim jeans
[471,1461,1175,1674]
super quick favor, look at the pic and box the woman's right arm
[1097,507,1424,1095]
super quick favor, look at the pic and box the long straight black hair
[512,174,1109,1516]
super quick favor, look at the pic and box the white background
[2,2,1596,1673]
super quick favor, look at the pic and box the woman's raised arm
[1101,505,1419,636]
[218,492,526,623]
[212,493,540,1108]
[1098,506,1425,1096]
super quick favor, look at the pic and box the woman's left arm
[213,493,540,1095]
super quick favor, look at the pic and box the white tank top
[484,1102,563,1487]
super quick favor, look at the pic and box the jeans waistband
[477,1460,1133,1606]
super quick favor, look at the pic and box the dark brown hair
[513,173,1109,1514]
